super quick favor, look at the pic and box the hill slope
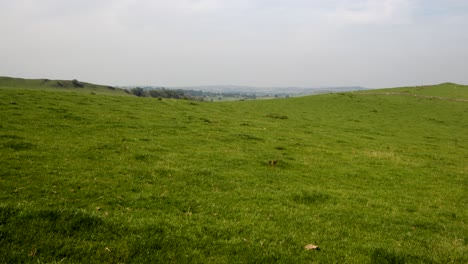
[0,76,129,95]
[360,82,468,101]
[0,82,467,263]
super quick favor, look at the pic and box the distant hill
[356,82,468,101]
[118,84,369,101]
[0,76,129,95]
[167,85,368,95]
[1,76,368,99]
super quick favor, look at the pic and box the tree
[131,87,145,97]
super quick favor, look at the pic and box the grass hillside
[0,81,467,263]
[0,76,129,96]
[360,82,468,100]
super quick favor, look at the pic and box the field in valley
[0,79,467,263]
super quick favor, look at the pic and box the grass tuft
[2,141,35,151]
[265,113,288,119]
[291,191,331,205]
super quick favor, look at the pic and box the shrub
[72,79,84,88]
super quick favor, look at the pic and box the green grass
[361,82,468,100]
[0,76,129,96]
[0,80,467,263]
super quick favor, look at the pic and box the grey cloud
[0,0,467,87]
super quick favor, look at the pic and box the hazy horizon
[1,0,467,89]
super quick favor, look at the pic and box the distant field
[0,79,467,263]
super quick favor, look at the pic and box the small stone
[304,244,319,250]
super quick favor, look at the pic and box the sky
[1,0,467,88]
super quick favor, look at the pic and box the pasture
[0,81,467,263]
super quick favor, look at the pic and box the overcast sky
[1,0,467,88]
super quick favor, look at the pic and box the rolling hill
[0,76,129,96]
[0,78,467,263]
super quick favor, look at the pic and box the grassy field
[362,83,468,101]
[0,76,129,96]
[0,80,467,263]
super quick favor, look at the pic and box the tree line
[126,87,260,101]
[126,87,194,99]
